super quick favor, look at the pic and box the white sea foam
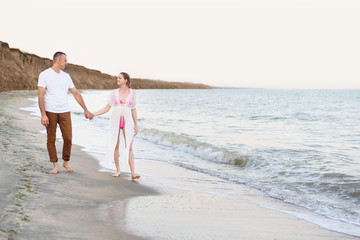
[22,89,360,237]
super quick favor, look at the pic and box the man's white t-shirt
[37,68,75,113]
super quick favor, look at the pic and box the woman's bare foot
[112,172,121,177]
[49,168,59,174]
[131,175,140,180]
[63,162,74,172]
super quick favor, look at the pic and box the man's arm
[69,87,93,119]
[38,87,49,127]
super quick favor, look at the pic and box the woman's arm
[94,104,111,117]
[131,108,138,135]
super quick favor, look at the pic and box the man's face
[58,55,68,69]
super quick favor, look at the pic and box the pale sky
[1,0,359,89]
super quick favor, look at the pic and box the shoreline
[0,91,157,240]
[1,90,359,239]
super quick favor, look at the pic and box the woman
[94,72,140,179]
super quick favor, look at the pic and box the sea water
[23,88,360,236]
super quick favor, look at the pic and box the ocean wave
[139,127,247,166]
[71,111,85,116]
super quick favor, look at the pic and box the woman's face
[117,74,126,85]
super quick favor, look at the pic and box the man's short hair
[53,52,66,61]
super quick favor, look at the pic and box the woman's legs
[113,127,121,177]
[128,140,140,179]
[120,115,127,148]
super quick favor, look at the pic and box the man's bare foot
[131,175,140,180]
[49,168,59,174]
[63,162,74,172]
[112,172,121,177]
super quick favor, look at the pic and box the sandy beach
[0,91,156,240]
[1,91,359,240]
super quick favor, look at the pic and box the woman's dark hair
[120,72,131,87]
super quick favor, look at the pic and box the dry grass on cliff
[131,78,211,89]
[0,40,211,91]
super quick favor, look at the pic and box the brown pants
[46,111,72,162]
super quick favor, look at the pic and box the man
[38,52,93,174]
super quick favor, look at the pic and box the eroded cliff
[0,41,211,92]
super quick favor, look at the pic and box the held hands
[84,110,94,120]
[85,110,138,135]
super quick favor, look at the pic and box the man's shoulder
[39,68,52,75]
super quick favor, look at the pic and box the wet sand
[0,91,156,240]
[1,91,359,240]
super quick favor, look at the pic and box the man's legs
[58,112,74,172]
[46,112,59,173]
